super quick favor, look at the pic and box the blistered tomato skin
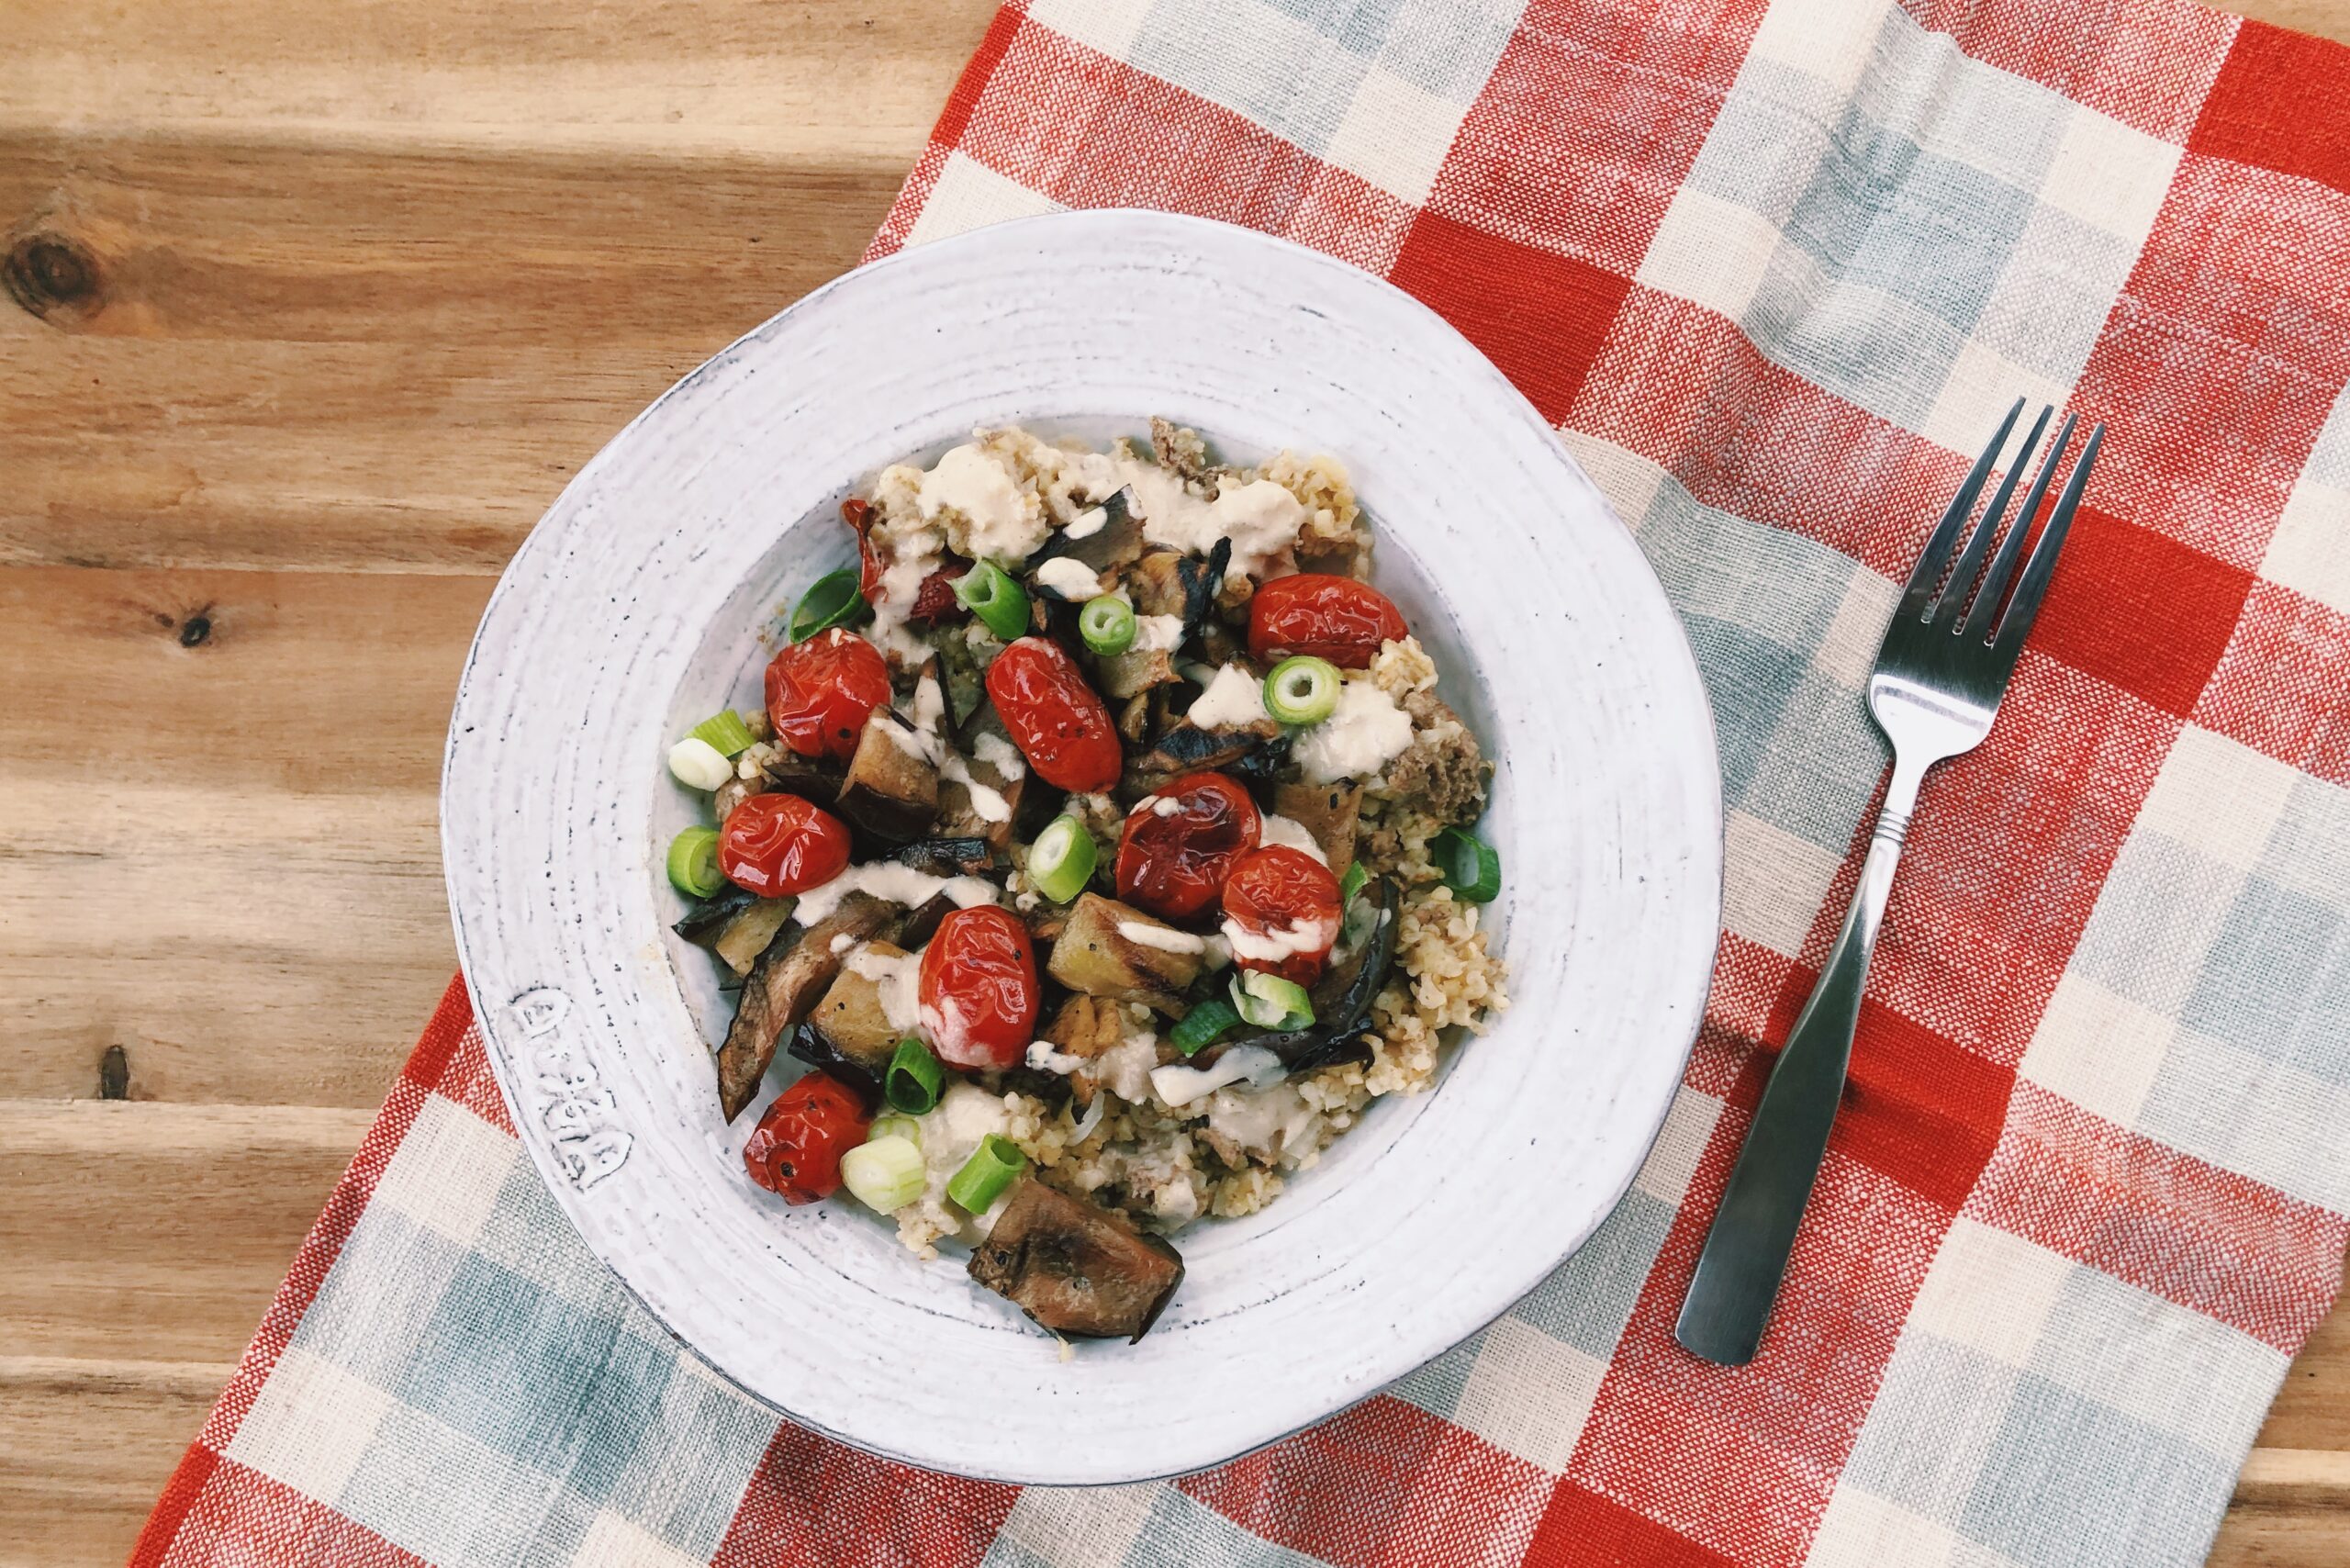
[984,636,1123,792]
[719,793,853,897]
[1115,772,1263,923]
[744,1071,871,1204]
[766,627,892,761]
[842,498,882,600]
[917,905,1041,1070]
[1248,574,1408,669]
[1221,846,1344,987]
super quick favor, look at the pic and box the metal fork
[1674,399,2105,1366]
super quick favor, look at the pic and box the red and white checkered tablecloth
[136,3,2350,1564]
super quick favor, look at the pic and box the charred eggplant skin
[1204,876,1400,1071]
[673,883,758,946]
[967,1174,1186,1342]
[891,837,997,878]
[784,1021,884,1112]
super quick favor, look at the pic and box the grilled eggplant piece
[806,938,913,1073]
[1097,647,1181,703]
[716,892,899,1120]
[900,890,958,951]
[1122,716,1281,799]
[714,898,800,977]
[891,837,996,878]
[1033,487,1146,577]
[784,1021,883,1111]
[1273,781,1362,878]
[673,883,759,946]
[1200,877,1399,1075]
[759,749,840,801]
[934,629,994,728]
[968,1174,1185,1341]
[1125,538,1229,653]
[1043,993,1127,1059]
[834,706,938,843]
[1046,893,1202,1014]
[937,708,1027,851]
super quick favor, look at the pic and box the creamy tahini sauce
[1292,679,1413,783]
[1186,663,1270,728]
[791,863,998,925]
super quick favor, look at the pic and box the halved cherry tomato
[917,904,1039,1070]
[1220,845,1343,987]
[766,626,892,761]
[909,562,970,627]
[1248,574,1407,669]
[1115,772,1261,923]
[984,635,1122,792]
[842,497,881,600]
[744,1070,870,1204]
[719,792,852,897]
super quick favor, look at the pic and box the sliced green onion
[666,827,724,898]
[688,710,758,757]
[1078,595,1137,655]
[885,1038,946,1114]
[867,1113,922,1147]
[666,735,734,791]
[839,1134,926,1214]
[1432,826,1501,903]
[1263,655,1342,725]
[1230,970,1314,1030]
[953,560,1032,642]
[789,568,867,643]
[946,1134,1025,1212]
[1338,861,1367,905]
[1170,998,1240,1057]
[1027,814,1097,904]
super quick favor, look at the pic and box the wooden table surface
[2,3,2344,1563]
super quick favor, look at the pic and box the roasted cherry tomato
[842,497,882,600]
[765,626,892,762]
[1220,845,1344,987]
[1248,574,1407,669]
[1115,772,1262,923]
[917,904,1040,1070]
[744,1071,871,1204]
[984,635,1123,792]
[719,792,853,897]
[909,562,970,627]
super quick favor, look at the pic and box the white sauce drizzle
[1292,679,1414,783]
[1117,462,1305,578]
[1220,913,1339,964]
[1258,812,1328,865]
[1117,921,1207,955]
[941,752,1011,823]
[1151,1045,1286,1108]
[1186,663,1270,728]
[1133,613,1186,653]
[1034,557,1103,599]
[971,732,1027,779]
[792,863,998,926]
[844,943,922,1032]
[916,443,1047,563]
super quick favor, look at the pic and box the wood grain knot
[4,230,103,323]
[99,1045,129,1100]
[178,613,212,648]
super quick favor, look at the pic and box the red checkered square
[2070,151,2350,569]
[1897,0,2234,142]
[1698,934,1798,1072]
[1181,1394,1553,1568]
[1862,649,2176,1068]
[1965,1081,2350,1350]
[1572,288,1976,576]
[713,1420,1017,1568]
[1389,212,1632,423]
[956,26,1416,267]
[2190,577,2350,785]
[147,1454,427,1568]
[1837,1002,2013,1214]
[2190,20,2350,195]
[2026,503,2255,718]
[1527,1480,1739,1567]
[434,1027,520,1137]
[1569,1135,1953,1563]
[1428,0,1768,278]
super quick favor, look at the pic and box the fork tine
[1992,423,2104,660]
[1930,404,2051,633]
[1897,398,2023,620]
[1959,410,2073,639]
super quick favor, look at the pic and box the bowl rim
[441,207,1724,1484]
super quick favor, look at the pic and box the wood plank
[0,1102,370,1365]
[0,1365,222,1568]
[0,135,908,574]
[0,566,483,1105]
[2255,1271,2350,1454]
[0,0,995,154]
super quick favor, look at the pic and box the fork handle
[1674,757,1927,1365]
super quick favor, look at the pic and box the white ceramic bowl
[442,209,1720,1484]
